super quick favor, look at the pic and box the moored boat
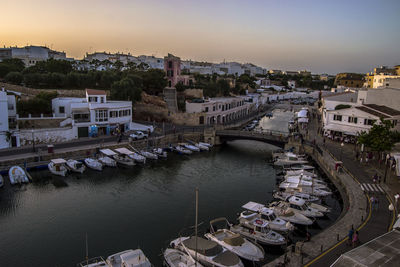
[114,148,136,166]
[106,249,151,267]
[163,248,203,267]
[195,143,209,151]
[66,159,86,173]
[182,143,200,152]
[84,158,103,171]
[268,201,315,225]
[98,149,118,167]
[48,159,68,177]
[140,150,158,160]
[198,142,212,148]
[175,146,192,155]
[153,148,167,158]
[273,191,320,203]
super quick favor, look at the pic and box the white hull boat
[284,175,326,186]
[77,256,107,267]
[183,144,200,152]
[279,182,332,197]
[241,202,294,233]
[284,165,315,171]
[113,154,136,166]
[163,248,203,267]
[66,159,86,173]
[175,146,192,155]
[280,179,328,190]
[273,191,320,203]
[48,159,68,177]
[98,156,117,167]
[140,151,158,160]
[284,197,324,217]
[9,166,29,184]
[171,236,244,267]
[84,158,103,171]
[269,200,320,222]
[153,148,167,158]
[196,143,209,151]
[274,158,309,166]
[106,249,151,267]
[285,170,317,178]
[199,142,212,148]
[129,152,147,163]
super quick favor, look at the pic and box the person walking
[352,231,359,248]
[347,228,354,246]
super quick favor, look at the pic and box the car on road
[129,131,148,140]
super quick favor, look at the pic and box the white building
[0,45,69,66]
[357,87,400,111]
[324,104,400,137]
[372,74,400,88]
[52,89,132,138]
[185,97,255,125]
[137,55,164,69]
[0,89,19,149]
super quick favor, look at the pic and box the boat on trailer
[98,149,117,167]
[66,159,86,173]
[48,159,68,177]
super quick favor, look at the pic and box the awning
[323,124,361,136]
[100,149,117,156]
[114,148,133,155]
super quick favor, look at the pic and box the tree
[140,69,167,95]
[111,77,142,103]
[335,104,351,110]
[16,91,58,116]
[113,60,124,71]
[175,82,186,92]
[0,58,25,77]
[5,72,23,84]
[358,119,398,153]
[217,79,230,96]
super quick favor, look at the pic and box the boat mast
[195,188,199,266]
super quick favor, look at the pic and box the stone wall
[19,127,76,146]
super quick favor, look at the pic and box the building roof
[85,89,106,95]
[331,229,400,267]
[355,106,389,118]
[363,104,400,116]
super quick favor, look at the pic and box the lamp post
[340,142,344,161]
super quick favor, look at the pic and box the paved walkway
[303,109,395,267]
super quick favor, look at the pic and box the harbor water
[0,139,342,267]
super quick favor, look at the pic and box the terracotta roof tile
[85,89,106,95]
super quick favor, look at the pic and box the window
[168,61,172,68]
[100,97,104,103]
[333,115,342,121]
[110,111,118,118]
[364,119,376,126]
[348,117,358,124]
[205,107,209,112]
[59,106,65,113]
[95,110,108,122]
[222,105,225,111]
[213,106,215,111]
[89,97,98,103]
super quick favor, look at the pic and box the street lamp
[340,142,344,161]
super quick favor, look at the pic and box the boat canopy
[182,237,222,257]
[242,201,265,212]
[100,149,117,156]
[223,233,244,246]
[288,196,306,206]
[213,250,241,266]
[51,158,66,164]
[115,148,134,155]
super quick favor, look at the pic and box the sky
[1,0,399,74]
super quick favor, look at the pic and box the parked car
[129,131,148,140]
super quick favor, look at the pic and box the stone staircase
[163,88,178,113]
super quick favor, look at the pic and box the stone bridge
[215,129,288,148]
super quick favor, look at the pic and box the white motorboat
[9,166,29,184]
[285,196,331,214]
[66,159,86,173]
[281,177,328,190]
[140,150,158,160]
[285,169,317,178]
[268,201,316,224]
[99,149,118,167]
[283,197,324,218]
[0,174,4,188]
[182,143,200,152]
[232,214,286,246]
[175,146,192,155]
[199,142,212,148]
[129,152,146,163]
[274,156,309,166]
[153,148,167,158]
[284,165,315,171]
[273,152,306,161]
[106,249,151,267]
[195,143,209,151]
[205,218,265,262]
[279,182,332,197]
[273,191,320,203]
[163,248,203,267]
[284,174,326,186]
[114,148,136,166]
[84,158,103,171]
[241,202,294,233]
[48,159,68,177]
[171,236,244,267]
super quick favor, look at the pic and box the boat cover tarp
[100,149,117,156]
[182,237,222,257]
[213,250,240,266]
[223,234,244,246]
[242,201,265,212]
[51,158,66,164]
[115,148,134,155]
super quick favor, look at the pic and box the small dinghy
[9,166,30,184]
[153,148,167,158]
[66,159,85,173]
[48,159,68,177]
[140,150,158,160]
[84,158,103,171]
[114,148,136,167]
[175,146,192,155]
[196,143,209,151]
[182,143,200,152]
[163,248,203,267]
[98,149,117,167]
